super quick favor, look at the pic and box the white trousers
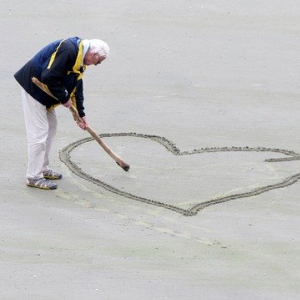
[21,88,57,180]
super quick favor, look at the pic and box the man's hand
[76,116,88,130]
[63,99,72,108]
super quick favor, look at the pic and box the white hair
[89,39,110,58]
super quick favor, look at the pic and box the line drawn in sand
[60,133,300,216]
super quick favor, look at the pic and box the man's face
[84,51,106,66]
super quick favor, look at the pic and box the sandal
[43,170,62,180]
[27,178,57,190]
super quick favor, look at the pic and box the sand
[1,0,300,299]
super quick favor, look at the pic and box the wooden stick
[31,77,130,171]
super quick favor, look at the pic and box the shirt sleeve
[40,40,76,104]
[75,79,85,117]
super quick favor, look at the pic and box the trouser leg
[21,88,57,180]
[42,108,57,172]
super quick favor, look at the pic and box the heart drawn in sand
[60,133,300,216]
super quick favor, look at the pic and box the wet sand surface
[1,1,300,299]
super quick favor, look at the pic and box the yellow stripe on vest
[47,40,65,69]
[71,40,86,80]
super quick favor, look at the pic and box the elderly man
[14,37,109,190]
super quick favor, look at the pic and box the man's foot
[27,178,57,190]
[43,170,62,180]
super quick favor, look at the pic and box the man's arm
[75,79,85,117]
